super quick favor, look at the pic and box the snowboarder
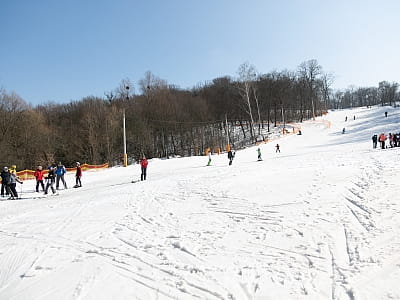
[45,164,56,195]
[140,156,148,181]
[275,144,280,153]
[257,148,262,161]
[8,167,23,199]
[74,162,82,188]
[372,134,378,149]
[34,165,45,192]
[55,162,67,190]
[228,150,234,165]
[1,166,10,197]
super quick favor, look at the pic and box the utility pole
[123,86,129,167]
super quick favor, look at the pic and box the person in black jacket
[45,164,57,195]
[372,134,378,149]
[1,167,11,197]
[228,150,235,165]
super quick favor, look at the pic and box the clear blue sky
[1,0,400,105]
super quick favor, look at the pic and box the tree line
[331,81,399,109]
[2,59,397,170]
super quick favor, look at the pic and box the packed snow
[0,105,399,300]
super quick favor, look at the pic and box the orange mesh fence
[10,163,109,181]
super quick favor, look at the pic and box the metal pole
[123,85,129,167]
[123,108,127,167]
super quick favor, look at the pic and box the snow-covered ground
[0,105,399,300]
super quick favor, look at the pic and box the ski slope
[0,105,399,300]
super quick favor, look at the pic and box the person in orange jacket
[379,133,387,149]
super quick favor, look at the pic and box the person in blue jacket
[56,162,68,190]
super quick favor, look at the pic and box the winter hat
[76,162,80,166]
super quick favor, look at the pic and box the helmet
[11,165,16,169]
[76,162,80,166]
[3,166,8,171]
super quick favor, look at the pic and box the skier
[34,165,45,192]
[257,148,262,161]
[342,128,346,134]
[1,166,10,197]
[385,111,388,118]
[345,116,347,122]
[227,150,234,165]
[8,167,23,199]
[378,133,387,149]
[55,162,67,190]
[372,134,378,149]
[275,144,280,153]
[140,156,148,181]
[45,164,57,195]
[74,162,82,188]
[389,133,394,148]
[207,150,212,166]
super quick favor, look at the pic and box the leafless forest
[1,60,398,169]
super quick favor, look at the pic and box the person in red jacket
[34,165,45,192]
[140,156,148,181]
[74,162,82,188]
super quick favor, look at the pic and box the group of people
[372,132,400,149]
[223,144,281,166]
[0,162,82,199]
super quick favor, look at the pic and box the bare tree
[237,62,257,142]
[298,59,322,120]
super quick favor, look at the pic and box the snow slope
[0,105,399,300]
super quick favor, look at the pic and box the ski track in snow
[1,106,400,299]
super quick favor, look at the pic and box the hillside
[0,105,399,300]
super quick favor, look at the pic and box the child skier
[34,165,45,192]
[74,162,82,188]
[8,165,23,199]
[45,165,57,195]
